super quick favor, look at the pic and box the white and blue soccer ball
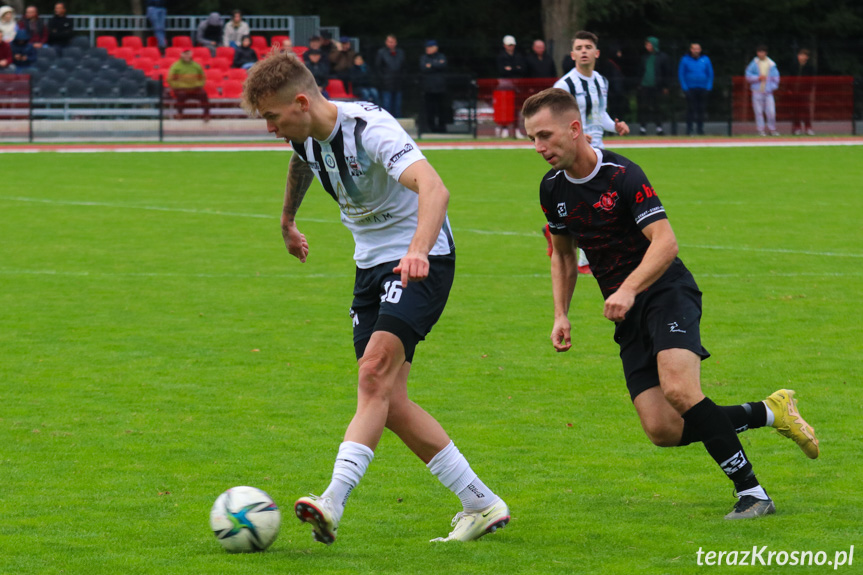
[210,486,281,553]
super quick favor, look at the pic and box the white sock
[762,401,775,427]
[321,441,374,522]
[577,248,589,267]
[738,485,770,501]
[427,441,499,512]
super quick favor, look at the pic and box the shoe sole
[484,516,510,536]
[295,500,336,545]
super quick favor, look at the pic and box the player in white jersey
[241,52,509,546]
[548,31,630,273]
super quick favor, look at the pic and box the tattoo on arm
[284,154,314,219]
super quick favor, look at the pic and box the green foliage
[0,146,860,574]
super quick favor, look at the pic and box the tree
[541,0,582,64]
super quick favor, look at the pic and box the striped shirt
[553,69,617,149]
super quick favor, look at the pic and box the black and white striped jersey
[553,69,617,149]
[291,101,454,269]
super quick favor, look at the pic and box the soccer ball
[210,486,281,553]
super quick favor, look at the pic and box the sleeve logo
[386,143,414,168]
[557,202,567,217]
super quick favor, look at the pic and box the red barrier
[732,76,853,122]
[478,78,556,127]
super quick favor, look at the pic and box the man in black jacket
[525,39,556,79]
[375,34,405,117]
[419,40,448,133]
[47,2,74,55]
[496,35,525,78]
[637,36,670,135]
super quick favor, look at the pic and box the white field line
[2,195,860,259]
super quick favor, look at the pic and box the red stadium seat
[254,48,271,60]
[96,36,118,52]
[251,36,268,50]
[157,57,176,70]
[326,79,353,99]
[191,47,211,61]
[205,69,226,84]
[220,80,244,98]
[208,57,230,72]
[121,36,143,50]
[165,47,184,60]
[131,57,155,72]
[114,47,135,62]
[215,46,235,61]
[171,36,193,49]
[271,35,291,49]
[225,68,247,81]
[146,36,159,48]
[203,83,220,98]
[139,47,161,60]
[292,46,308,58]
[146,68,165,81]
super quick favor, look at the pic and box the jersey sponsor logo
[668,321,687,333]
[386,143,414,168]
[346,155,363,176]
[635,184,656,203]
[592,191,619,212]
[557,202,567,217]
[307,161,321,171]
[720,450,748,476]
[634,205,666,225]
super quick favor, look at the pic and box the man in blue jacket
[678,42,713,136]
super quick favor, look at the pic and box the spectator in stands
[196,12,223,56]
[0,36,13,72]
[496,35,525,78]
[350,53,379,104]
[745,44,780,136]
[168,47,211,121]
[232,35,257,70]
[419,39,448,133]
[525,39,556,79]
[19,5,48,50]
[319,30,336,60]
[637,36,671,135]
[375,33,405,117]
[222,9,249,49]
[146,0,167,51]
[278,37,293,53]
[790,48,815,136]
[303,35,330,74]
[600,44,629,122]
[10,27,35,69]
[329,36,356,93]
[47,2,74,56]
[304,48,330,98]
[678,42,713,136]
[0,6,18,44]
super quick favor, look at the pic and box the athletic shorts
[350,252,455,362]
[613,269,710,401]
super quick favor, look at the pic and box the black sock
[681,397,759,492]
[677,401,768,446]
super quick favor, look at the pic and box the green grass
[0,146,861,574]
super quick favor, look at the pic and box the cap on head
[503,35,516,46]
[426,40,437,48]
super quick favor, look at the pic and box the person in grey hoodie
[196,12,223,56]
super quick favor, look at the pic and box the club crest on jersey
[557,202,567,217]
[322,152,339,172]
[593,191,619,212]
[346,155,363,176]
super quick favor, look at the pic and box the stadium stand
[191,47,211,61]
[140,47,161,61]
[220,80,243,98]
[114,47,135,63]
[225,68,247,82]
[165,47,184,60]
[69,36,91,50]
[64,78,89,98]
[171,36,193,49]
[121,36,143,50]
[215,46,235,61]
[208,57,230,72]
[96,36,118,52]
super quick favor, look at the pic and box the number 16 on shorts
[381,280,403,304]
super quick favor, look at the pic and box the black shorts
[613,270,710,401]
[350,252,455,362]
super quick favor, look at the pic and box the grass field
[1,145,861,574]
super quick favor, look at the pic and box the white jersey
[291,101,454,269]
[554,69,617,149]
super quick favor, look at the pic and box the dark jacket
[11,28,37,67]
[375,46,405,91]
[496,49,526,78]
[350,62,375,89]
[419,51,447,93]
[525,52,556,78]
[196,13,223,46]
[639,37,671,90]
[48,15,75,47]
[306,59,330,89]
[232,45,257,68]
[18,16,48,46]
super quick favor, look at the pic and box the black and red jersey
[540,148,688,299]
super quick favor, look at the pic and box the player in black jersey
[522,88,819,520]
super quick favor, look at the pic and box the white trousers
[751,91,776,132]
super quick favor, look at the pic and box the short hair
[241,50,318,115]
[756,44,768,52]
[522,87,581,120]
[798,48,811,57]
[573,31,598,47]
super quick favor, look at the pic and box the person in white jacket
[745,45,781,136]
[222,9,249,49]
[0,6,18,44]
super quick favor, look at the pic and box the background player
[241,52,509,545]
[547,31,629,274]
[522,88,819,520]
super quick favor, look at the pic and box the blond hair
[241,49,319,115]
